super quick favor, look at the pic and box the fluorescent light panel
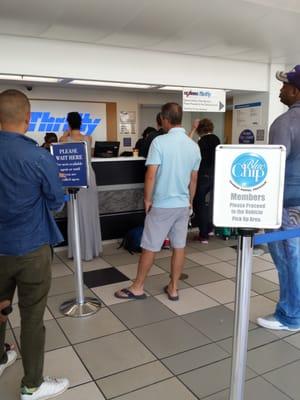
[0,74,22,80]
[0,74,61,83]
[159,85,184,91]
[70,79,153,89]
[22,76,61,83]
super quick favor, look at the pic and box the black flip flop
[164,285,179,301]
[114,288,147,300]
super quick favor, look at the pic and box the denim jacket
[0,131,64,255]
[269,101,300,208]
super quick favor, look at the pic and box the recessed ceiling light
[70,80,153,89]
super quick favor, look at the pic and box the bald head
[0,89,30,133]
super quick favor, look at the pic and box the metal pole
[229,230,254,400]
[71,192,85,305]
[60,189,101,318]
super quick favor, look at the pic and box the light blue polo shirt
[146,127,201,208]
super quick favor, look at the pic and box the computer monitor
[94,141,120,158]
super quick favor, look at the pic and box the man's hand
[192,119,201,130]
[144,200,152,213]
[0,300,11,324]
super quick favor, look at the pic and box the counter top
[92,156,145,162]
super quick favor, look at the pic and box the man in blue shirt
[116,103,200,301]
[257,66,300,332]
[0,90,69,399]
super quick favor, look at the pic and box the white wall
[186,112,225,143]
[0,35,269,92]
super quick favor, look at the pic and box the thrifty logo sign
[28,112,101,135]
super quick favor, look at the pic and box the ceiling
[0,0,300,65]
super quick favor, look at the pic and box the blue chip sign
[213,145,286,229]
[231,153,268,189]
[50,142,89,188]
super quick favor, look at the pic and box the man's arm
[188,119,200,139]
[189,170,198,208]
[144,165,158,213]
[37,153,65,211]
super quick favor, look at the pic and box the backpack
[119,226,144,254]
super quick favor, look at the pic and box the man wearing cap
[257,66,300,331]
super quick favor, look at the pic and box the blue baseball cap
[276,65,300,90]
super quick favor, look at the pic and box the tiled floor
[2,235,300,399]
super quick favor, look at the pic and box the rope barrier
[254,228,300,245]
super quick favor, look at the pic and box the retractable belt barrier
[254,228,300,245]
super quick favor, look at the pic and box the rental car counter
[55,156,146,243]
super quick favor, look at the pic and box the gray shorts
[141,207,190,252]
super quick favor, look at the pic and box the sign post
[213,145,286,400]
[51,142,101,318]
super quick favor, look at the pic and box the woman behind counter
[60,112,102,260]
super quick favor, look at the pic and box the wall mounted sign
[182,88,226,112]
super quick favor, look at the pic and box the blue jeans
[268,207,300,328]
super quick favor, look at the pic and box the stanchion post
[229,229,255,400]
[60,188,101,318]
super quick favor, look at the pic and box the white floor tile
[116,263,165,280]
[44,346,92,387]
[196,280,257,304]
[205,247,237,261]
[256,270,279,284]
[225,295,276,323]
[58,383,105,400]
[155,287,218,315]
[186,252,220,266]
[91,280,147,305]
[9,305,53,328]
[204,262,236,278]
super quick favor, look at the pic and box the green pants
[0,244,52,388]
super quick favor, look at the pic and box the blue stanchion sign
[50,142,89,188]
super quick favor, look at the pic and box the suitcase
[215,227,239,240]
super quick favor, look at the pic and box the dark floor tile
[84,267,129,288]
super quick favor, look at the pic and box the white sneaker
[0,349,17,377]
[21,377,70,400]
[257,314,300,331]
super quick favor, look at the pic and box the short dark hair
[67,112,82,130]
[156,112,162,127]
[197,118,214,134]
[142,126,155,138]
[161,103,182,125]
[44,132,58,143]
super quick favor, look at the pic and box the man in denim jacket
[0,90,69,400]
[257,66,300,331]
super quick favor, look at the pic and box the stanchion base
[60,297,101,317]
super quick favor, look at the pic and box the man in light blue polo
[116,103,200,301]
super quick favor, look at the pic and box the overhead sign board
[182,88,226,112]
[27,100,107,145]
[213,145,286,229]
[50,142,90,188]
